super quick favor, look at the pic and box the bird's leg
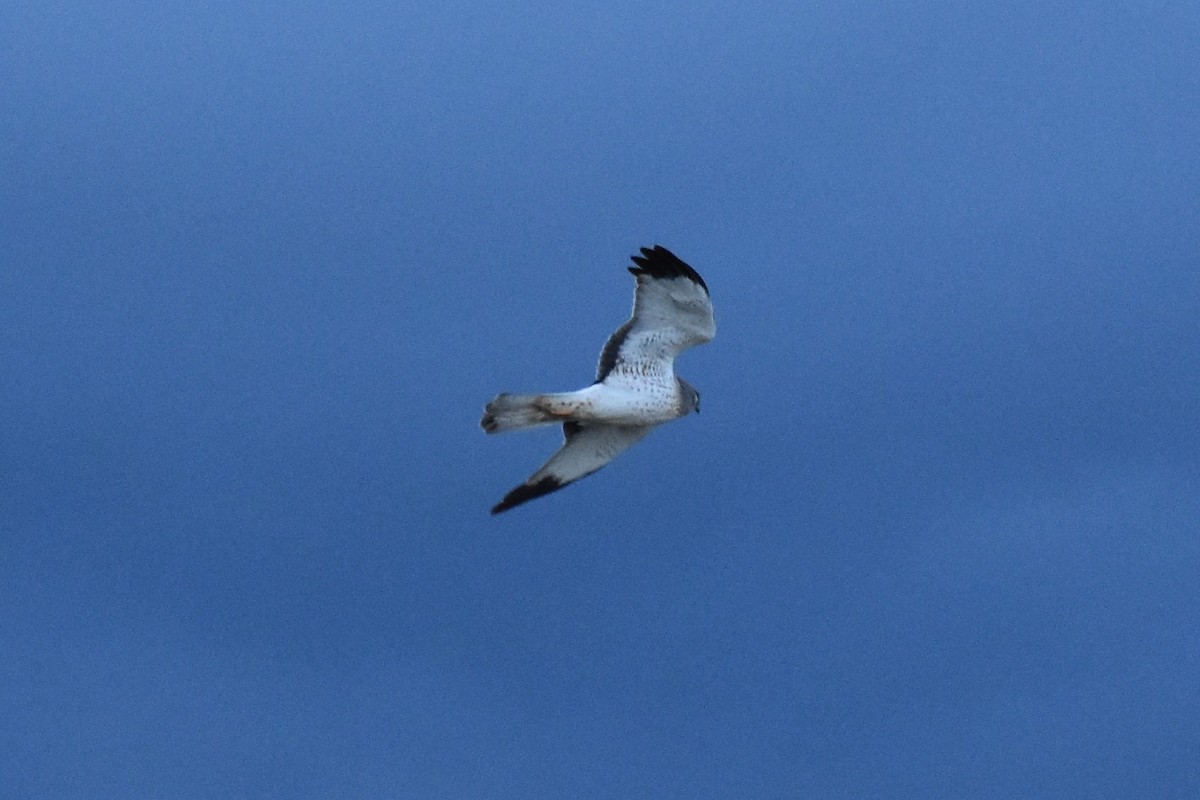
[535,395,580,419]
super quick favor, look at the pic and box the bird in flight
[481,245,715,514]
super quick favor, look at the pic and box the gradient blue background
[3,2,1199,797]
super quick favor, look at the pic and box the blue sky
[3,1,1199,797]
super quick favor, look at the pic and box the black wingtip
[490,475,565,515]
[627,244,708,293]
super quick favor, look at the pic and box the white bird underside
[481,245,714,514]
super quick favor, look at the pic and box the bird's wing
[491,423,651,514]
[596,245,715,381]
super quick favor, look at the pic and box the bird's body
[481,245,714,514]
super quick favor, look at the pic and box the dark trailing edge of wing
[491,475,565,515]
[595,319,632,382]
[628,245,708,294]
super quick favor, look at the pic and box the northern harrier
[481,245,715,514]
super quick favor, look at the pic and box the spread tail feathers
[480,393,580,434]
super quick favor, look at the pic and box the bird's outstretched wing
[596,245,715,381]
[491,423,650,514]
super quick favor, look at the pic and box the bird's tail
[480,393,578,434]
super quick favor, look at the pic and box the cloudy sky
[3,1,1199,797]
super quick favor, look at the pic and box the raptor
[481,245,715,514]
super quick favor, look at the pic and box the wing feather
[628,244,709,291]
[490,424,651,514]
[595,245,714,381]
[595,319,633,381]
